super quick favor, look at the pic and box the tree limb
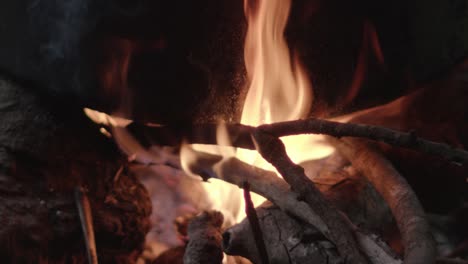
[185,149,400,264]
[251,130,368,264]
[127,118,468,164]
[329,137,436,264]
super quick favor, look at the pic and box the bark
[252,130,368,264]
[330,137,436,264]
[0,76,152,263]
[127,116,468,165]
[185,148,399,264]
[183,211,224,264]
[223,203,343,264]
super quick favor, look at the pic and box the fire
[239,0,332,169]
[181,0,333,223]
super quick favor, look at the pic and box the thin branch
[251,130,368,264]
[127,118,468,164]
[243,182,270,264]
[329,137,436,264]
[75,187,98,264]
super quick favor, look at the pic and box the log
[223,202,343,264]
[184,147,400,264]
[183,211,224,264]
[0,76,151,263]
[252,130,368,264]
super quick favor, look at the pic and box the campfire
[0,0,467,263]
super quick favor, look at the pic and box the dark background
[0,0,466,124]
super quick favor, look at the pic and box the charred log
[0,76,151,263]
[223,203,343,264]
[183,211,224,264]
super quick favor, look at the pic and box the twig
[186,150,400,264]
[127,118,468,164]
[243,182,270,264]
[75,187,98,264]
[329,137,436,264]
[251,130,368,264]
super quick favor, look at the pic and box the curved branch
[185,149,401,264]
[329,137,436,264]
[251,130,368,264]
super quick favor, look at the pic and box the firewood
[242,182,269,264]
[183,211,224,264]
[252,130,368,264]
[127,115,468,165]
[330,137,436,264]
[184,148,400,264]
[223,202,343,264]
[0,76,152,263]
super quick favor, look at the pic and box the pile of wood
[141,67,468,264]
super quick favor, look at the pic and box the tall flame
[239,0,332,169]
[242,0,312,124]
[181,0,334,224]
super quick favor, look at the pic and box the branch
[75,187,99,264]
[243,182,270,264]
[251,130,368,264]
[186,150,400,264]
[329,137,436,264]
[127,118,468,164]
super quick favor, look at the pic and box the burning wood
[183,148,401,263]
[0,0,466,263]
[126,117,468,165]
[223,202,344,264]
[183,211,224,264]
[242,182,269,264]
[330,137,436,264]
[252,130,368,263]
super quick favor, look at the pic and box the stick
[251,130,368,264]
[186,150,400,264]
[127,118,468,164]
[243,182,270,264]
[329,137,436,264]
[75,187,98,264]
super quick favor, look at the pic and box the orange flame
[239,0,332,170]
[181,0,334,223]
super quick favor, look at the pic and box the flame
[180,124,240,225]
[343,21,386,106]
[239,0,332,170]
[181,0,333,224]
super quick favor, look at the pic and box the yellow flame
[182,0,334,224]
[180,124,241,225]
[239,0,333,172]
[242,0,312,124]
